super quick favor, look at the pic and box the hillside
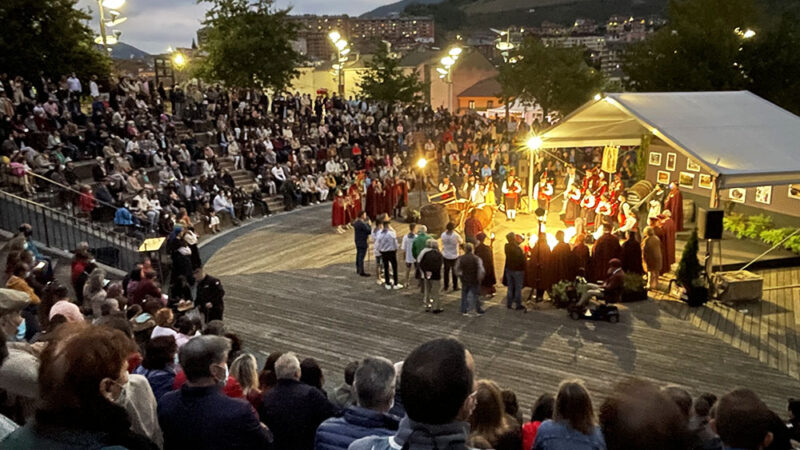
[361,0,445,18]
[96,42,151,60]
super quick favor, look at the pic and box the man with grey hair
[261,352,338,449]
[158,335,272,449]
[315,357,399,450]
[455,242,486,316]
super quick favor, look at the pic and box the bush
[743,214,773,239]
[759,227,800,254]
[722,212,746,238]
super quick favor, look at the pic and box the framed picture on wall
[666,152,677,171]
[755,186,772,204]
[657,170,671,185]
[686,159,701,172]
[789,184,800,200]
[679,172,695,188]
[698,174,713,189]
[729,188,746,203]
[649,152,662,166]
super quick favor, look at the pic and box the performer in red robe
[347,183,362,219]
[365,181,378,219]
[525,233,553,302]
[550,230,572,284]
[663,182,684,231]
[563,183,582,226]
[660,210,678,272]
[383,177,396,217]
[394,177,408,217]
[569,234,591,280]
[589,223,622,282]
[621,231,645,275]
[331,189,347,233]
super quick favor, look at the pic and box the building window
[468,100,475,109]
[487,100,493,109]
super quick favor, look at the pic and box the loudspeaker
[697,208,724,240]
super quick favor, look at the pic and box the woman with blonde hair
[533,379,605,450]
[230,353,262,410]
[468,379,521,448]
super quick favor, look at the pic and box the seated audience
[533,379,605,450]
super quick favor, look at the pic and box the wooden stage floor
[203,204,800,413]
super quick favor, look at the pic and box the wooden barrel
[419,203,449,235]
[471,204,495,231]
[627,180,654,204]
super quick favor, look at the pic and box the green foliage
[0,0,111,83]
[498,37,604,118]
[624,0,800,114]
[196,0,301,91]
[635,135,651,181]
[358,46,426,105]
[623,273,646,292]
[759,228,800,254]
[404,1,469,41]
[676,229,703,288]
[722,212,747,238]
[723,213,773,240]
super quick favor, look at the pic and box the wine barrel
[471,204,495,231]
[627,180,654,204]
[419,203,449,235]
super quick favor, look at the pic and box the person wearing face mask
[1,322,157,449]
[158,335,272,449]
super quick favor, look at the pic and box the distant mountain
[361,0,445,18]
[95,42,151,60]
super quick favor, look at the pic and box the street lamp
[437,45,461,112]
[96,0,127,53]
[172,52,187,70]
[495,28,517,125]
[416,158,428,209]
[735,27,756,39]
[526,135,543,213]
[328,31,350,96]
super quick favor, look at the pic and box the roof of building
[457,77,502,98]
[538,91,800,189]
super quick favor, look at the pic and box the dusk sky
[78,0,387,54]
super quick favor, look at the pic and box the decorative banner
[601,145,619,173]
[755,186,772,204]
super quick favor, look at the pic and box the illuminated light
[101,0,125,9]
[593,93,602,101]
[340,47,350,56]
[105,16,127,27]
[508,57,517,64]
[496,41,514,51]
[332,63,342,70]
[527,136,543,150]
[742,28,756,39]
[651,128,659,135]
[172,52,186,69]
[448,47,462,57]
[440,56,455,66]
[436,67,448,75]
[328,31,341,42]
[335,39,348,50]
[95,35,118,45]
[417,158,427,169]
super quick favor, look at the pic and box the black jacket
[353,219,371,249]
[260,379,338,450]
[419,250,443,280]
[504,243,526,271]
[196,274,224,321]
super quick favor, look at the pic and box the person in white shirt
[326,159,342,175]
[271,165,287,187]
[316,174,330,202]
[400,223,417,287]
[213,191,239,225]
[66,73,82,94]
[371,216,385,284]
[440,222,463,291]
[89,76,100,99]
[375,219,402,290]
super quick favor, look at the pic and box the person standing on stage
[641,226,663,290]
[660,210,678,273]
[376,218,402,290]
[501,172,522,221]
[590,222,622,283]
[475,232,497,298]
[463,209,483,243]
[663,182,684,231]
[525,233,553,303]
[504,232,526,311]
[353,211,371,277]
[419,239,444,312]
[440,222,463,292]
[332,189,348,234]
[534,175,554,214]
[194,267,225,322]
[401,223,417,288]
[455,243,486,316]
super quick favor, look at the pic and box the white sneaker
[393,284,404,290]
[385,284,392,290]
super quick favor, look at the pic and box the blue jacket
[354,220,371,248]
[114,207,135,226]
[133,365,176,402]
[315,406,398,450]
[158,384,272,450]
[260,378,338,450]
[349,417,473,450]
[533,420,605,450]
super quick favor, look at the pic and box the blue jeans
[356,246,367,274]
[505,270,524,307]
[460,284,481,313]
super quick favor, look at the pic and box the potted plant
[674,230,709,307]
[621,273,648,302]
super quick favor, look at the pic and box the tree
[358,46,426,105]
[196,0,301,91]
[497,37,604,120]
[0,0,110,84]
[624,0,800,114]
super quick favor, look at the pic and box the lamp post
[495,27,517,127]
[437,46,461,112]
[417,158,427,209]
[526,135,542,213]
[328,31,350,96]
[95,0,127,53]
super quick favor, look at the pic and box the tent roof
[539,91,800,189]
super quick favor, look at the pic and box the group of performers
[559,167,637,234]
[331,173,409,233]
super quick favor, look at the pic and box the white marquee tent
[538,91,800,189]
